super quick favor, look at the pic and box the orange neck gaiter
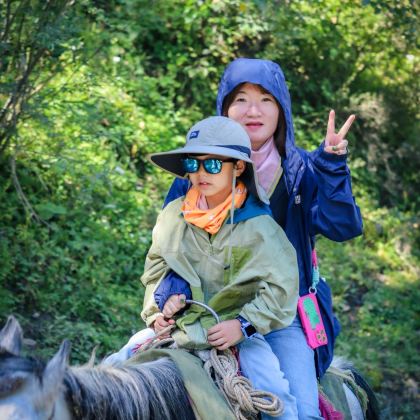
[182,181,247,234]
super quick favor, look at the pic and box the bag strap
[310,248,320,294]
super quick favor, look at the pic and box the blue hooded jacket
[158,58,363,377]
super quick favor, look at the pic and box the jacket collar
[227,194,272,224]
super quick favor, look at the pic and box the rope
[203,347,283,420]
[135,318,283,419]
[137,325,176,352]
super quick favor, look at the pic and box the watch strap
[236,315,257,339]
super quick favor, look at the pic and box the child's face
[227,83,279,151]
[187,155,245,208]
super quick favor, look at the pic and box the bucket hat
[149,116,269,204]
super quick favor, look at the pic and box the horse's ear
[86,344,99,367]
[42,340,71,396]
[0,316,23,355]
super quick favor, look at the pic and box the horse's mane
[0,348,195,420]
[63,357,195,420]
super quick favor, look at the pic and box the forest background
[0,0,418,418]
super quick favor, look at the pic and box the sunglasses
[182,157,236,174]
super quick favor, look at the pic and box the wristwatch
[236,315,257,339]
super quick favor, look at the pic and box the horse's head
[0,316,71,420]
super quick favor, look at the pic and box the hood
[216,58,304,193]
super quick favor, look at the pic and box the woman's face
[227,83,279,151]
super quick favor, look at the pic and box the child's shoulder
[152,196,186,245]
[243,212,281,229]
[237,212,280,235]
[155,196,185,226]
[238,212,289,243]
[162,195,185,213]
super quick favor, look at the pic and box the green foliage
[264,0,420,210]
[0,0,91,151]
[0,0,418,417]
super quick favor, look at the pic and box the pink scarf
[198,194,209,210]
[251,137,283,197]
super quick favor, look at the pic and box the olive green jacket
[141,196,298,349]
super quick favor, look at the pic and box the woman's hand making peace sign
[324,110,355,155]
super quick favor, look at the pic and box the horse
[0,316,379,419]
[0,316,196,420]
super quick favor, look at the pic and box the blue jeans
[237,334,298,419]
[265,317,323,419]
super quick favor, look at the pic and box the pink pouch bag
[297,249,328,349]
[298,293,328,349]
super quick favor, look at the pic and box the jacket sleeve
[154,271,192,311]
[163,178,189,208]
[238,226,299,335]
[140,215,171,327]
[307,143,363,241]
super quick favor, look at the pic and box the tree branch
[10,154,49,226]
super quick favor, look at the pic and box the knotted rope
[136,325,283,419]
[203,347,283,420]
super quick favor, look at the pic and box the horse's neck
[63,359,195,420]
[63,363,145,420]
[64,365,104,420]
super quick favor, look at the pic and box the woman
[164,58,363,419]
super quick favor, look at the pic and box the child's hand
[162,294,186,318]
[207,319,243,350]
[153,315,175,338]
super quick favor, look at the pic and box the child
[140,116,300,419]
